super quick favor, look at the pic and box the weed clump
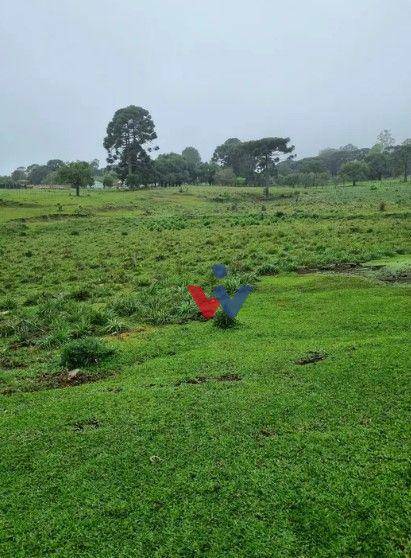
[111,295,141,317]
[60,337,114,368]
[213,310,237,329]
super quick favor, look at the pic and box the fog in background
[0,0,410,174]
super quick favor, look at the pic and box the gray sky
[0,0,410,174]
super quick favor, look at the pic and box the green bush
[60,337,114,368]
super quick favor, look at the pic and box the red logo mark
[187,285,220,319]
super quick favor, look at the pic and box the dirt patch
[38,369,113,389]
[100,204,138,212]
[297,262,359,274]
[259,428,277,438]
[295,351,327,365]
[115,327,147,340]
[1,369,113,396]
[176,374,242,386]
[13,213,90,223]
[176,376,208,386]
[297,260,410,284]
[72,418,101,432]
[0,356,28,369]
[216,373,241,382]
[376,270,410,284]
[0,200,38,208]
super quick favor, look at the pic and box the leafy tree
[125,174,141,188]
[365,150,389,181]
[299,158,327,185]
[102,171,118,188]
[42,170,61,185]
[182,147,202,183]
[212,138,242,167]
[103,105,158,179]
[318,146,369,177]
[339,144,358,151]
[318,148,341,176]
[182,147,201,166]
[277,158,299,176]
[154,153,190,186]
[127,151,155,186]
[212,138,257,179]
[46,159,64,171]
[377,129,395,152]
[215,167,236,186]
[240,137,295,196]
[0,176,16,189]
[27,164,49,185]
[11,167,27,182]
[211,138,241,167]
[198,162,218,185]
[57,161,95,196]
[340,160,369,186]
[89,159,100,175]
[300,158,325,174]
[389,140,411,182]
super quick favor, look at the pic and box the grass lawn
[0,182,410,556]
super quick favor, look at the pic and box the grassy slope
[0,182,410,556]
[0,274,409,557]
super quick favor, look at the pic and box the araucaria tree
[241,137,295,196]
[104,106,158,181]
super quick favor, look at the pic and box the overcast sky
[0,0,410,174]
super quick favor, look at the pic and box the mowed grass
[0,182,410,556]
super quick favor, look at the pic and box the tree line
[1,106,409,195]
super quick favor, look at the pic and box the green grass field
[0,182,410,556]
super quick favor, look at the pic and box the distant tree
[299,158,327,186]
[215,167,236,186]
[42,170,61,185]
[212,138,257,179]
[27,164,49,185]
[318,149,341,176]
[104,105,158,179]
[181,147,201,183]
[125,174,141,188]
[116,146,155,183]
[11,167,27,182]
[300,158,325,174]
[340,160,369,186]
[318,146,369,177]
[47,159,65,171]
[365,150,389,181]
[277,158,299,176]
[339,143,358,151]
[240,137,295,196]
[57,161,94,196]
[198,162,218,185]
[389,140,411,182]
[377,129,395,152]
[212,138,242,167]
[0,176,15,189]
[102,171,118,188]
[154,153,190,186]
[182,147,201,166]
[90,159,100,174]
